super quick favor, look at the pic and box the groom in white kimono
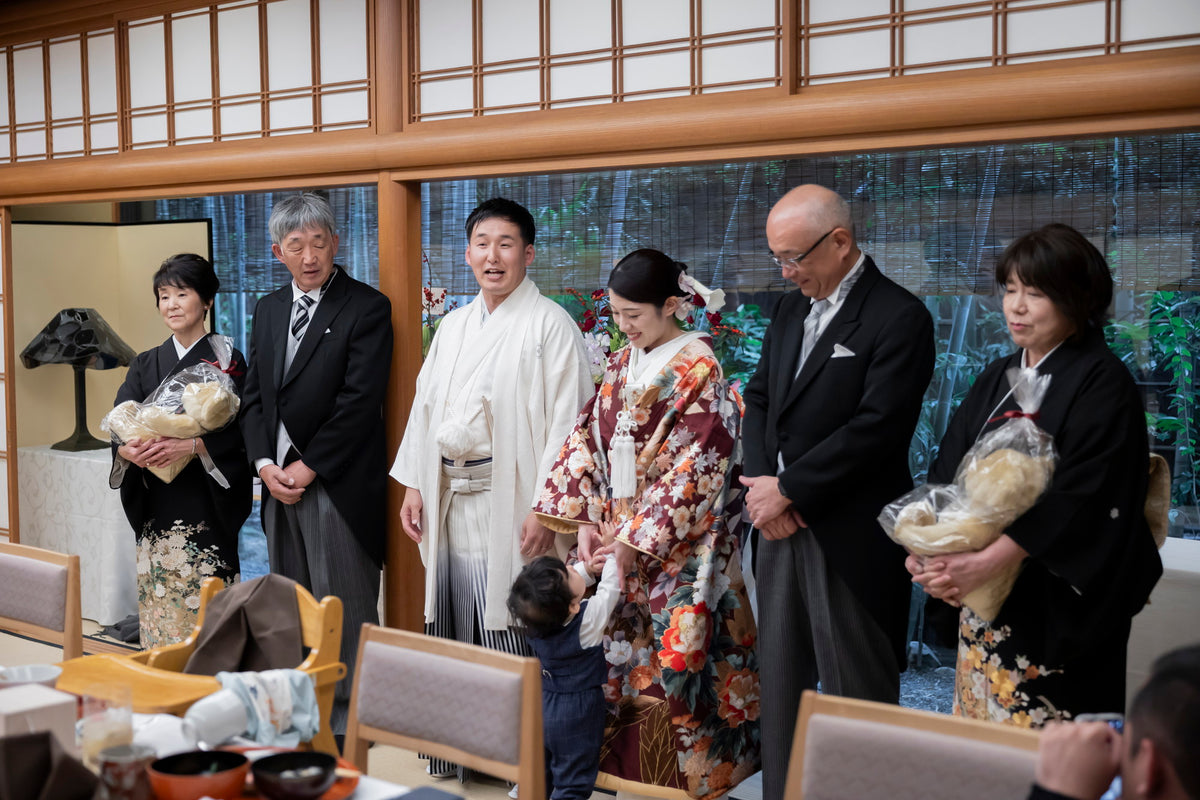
[391,198,592,777]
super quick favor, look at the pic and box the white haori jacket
[391,277,593,630]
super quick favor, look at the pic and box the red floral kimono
[536,334,760,800]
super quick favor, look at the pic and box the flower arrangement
[564,282,746,385]
[564,289,620,383]
[421,284,447,358]
[421,259,458,358]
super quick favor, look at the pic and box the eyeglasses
[770,228,835,269]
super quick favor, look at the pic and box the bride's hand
[614,540,639,592]
[578,524,601,563]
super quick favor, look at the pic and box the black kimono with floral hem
[112,333,252,649]
[929,327,1161,726]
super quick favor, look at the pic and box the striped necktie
[291,294,316,341]
[797,297,831,373]
[290,268,336,341]
[795,263,864,375]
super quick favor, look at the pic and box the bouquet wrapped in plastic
[101,335,241,485]
[879,367,1057,620]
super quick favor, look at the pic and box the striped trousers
[756,527,900,800]
[263,478,381,736]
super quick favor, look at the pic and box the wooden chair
[0,541,83,660]
[786,690,1041,800]
[344,625,545,800]
[57,576,346,756]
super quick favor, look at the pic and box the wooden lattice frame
[407,0,782,121]
[1,0,375,163]
[795,0,1200,89]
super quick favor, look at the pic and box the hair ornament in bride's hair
[676,268,726,321]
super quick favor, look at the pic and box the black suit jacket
[743,256,935,655]
[240,268,393,566]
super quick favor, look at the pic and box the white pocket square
[324,328,332,334]
[832,343,855,358]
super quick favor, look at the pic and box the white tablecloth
[354,775,415,799]
[17,445,138,626]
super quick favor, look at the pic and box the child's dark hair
[508,556,573,638]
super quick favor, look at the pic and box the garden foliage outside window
[137,132,1200,538]
[422,134,1200,537]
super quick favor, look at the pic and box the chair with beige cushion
[344,625,545,800]
[0,541,82,660]
[787,690,1041,800]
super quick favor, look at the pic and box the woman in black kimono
[111,253,252,649]
[909,224,1162,726]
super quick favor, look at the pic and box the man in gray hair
[241,192,392,745]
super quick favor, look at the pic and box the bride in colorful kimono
[535,249,760,800]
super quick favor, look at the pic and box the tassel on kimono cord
[609,410,637,500]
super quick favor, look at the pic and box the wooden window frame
[1,0,373,162]
[793,0,1200,89]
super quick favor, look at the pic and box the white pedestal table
[17,445,138,626]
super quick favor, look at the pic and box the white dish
[0,664,63,688]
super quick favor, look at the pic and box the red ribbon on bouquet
[202,357,245,379]
[986,409,1040,424]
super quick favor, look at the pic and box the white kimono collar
[626,330,706,390]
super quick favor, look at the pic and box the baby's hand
[598,518,617,546]
[586,550,607,576]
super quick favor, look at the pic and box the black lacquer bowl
[251,751,339,800]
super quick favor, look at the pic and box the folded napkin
[216,669,318,747]
[132,712,203,757]
[0,731,99,800]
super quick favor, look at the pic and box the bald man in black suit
[741,184,935,800]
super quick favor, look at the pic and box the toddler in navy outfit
[508,549,622,800]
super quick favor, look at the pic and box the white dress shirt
[777,252,868,474]
[809,250,866,342]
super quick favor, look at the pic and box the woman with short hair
[110,253,252,648]
[910,223,1162,725]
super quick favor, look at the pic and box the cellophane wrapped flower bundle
[879,368,1057,620]
[102,335,240,484]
